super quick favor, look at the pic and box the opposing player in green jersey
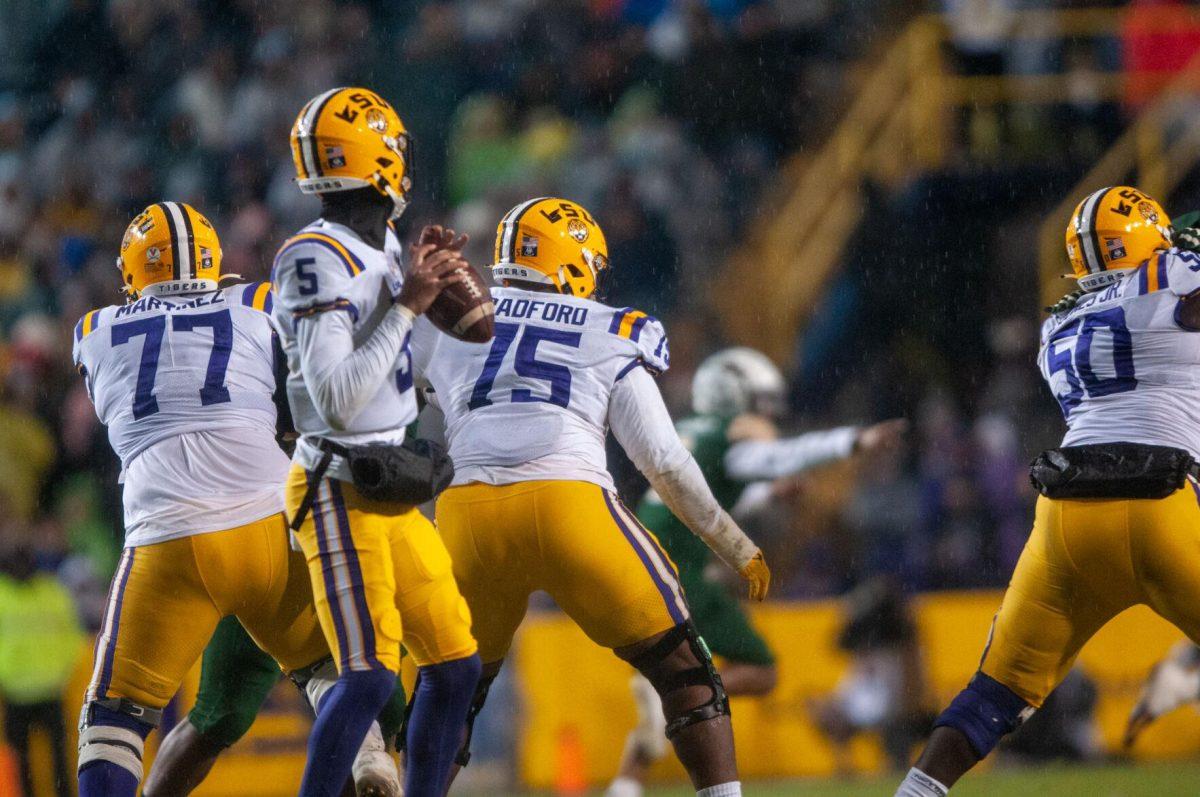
[607,348,905,797]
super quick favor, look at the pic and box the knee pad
[629,622,729,740]
[78,702,155,781]
[935,672,1035,758]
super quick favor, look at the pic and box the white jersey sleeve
[610,366,759,571]
[1164,249,1200,297]
[272,236,361,321]
[608,307,670,376]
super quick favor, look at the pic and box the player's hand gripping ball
[417,224,495,343]
[739,550,771,602]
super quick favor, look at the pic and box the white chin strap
[382,184,408,220]
[1077,268,1132,293]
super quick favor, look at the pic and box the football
[426,260,495,343]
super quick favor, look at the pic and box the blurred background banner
[512,596,1200,789]
[13,593,1197,796]
[8,0,1200,794]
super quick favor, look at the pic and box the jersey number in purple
[111,310,234,419]
[467,322,581,410]
[1047,306,1137,418]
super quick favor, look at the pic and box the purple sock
[298,668,394,797]
[77,704,152,797]
[79,761,140,797]
[405,654,482,797]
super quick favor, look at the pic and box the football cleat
[117,202,224,299]
[1124,641,1200,747]
[491,197,609,299]
[352,721,402,797]
[290,87,414,219]
[691,347,786,418]
[1065,185,1171,292]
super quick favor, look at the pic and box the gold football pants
[85,513,328,710]
[981,485,1200,706]
[285,465,477,673]
[436,480,689,664]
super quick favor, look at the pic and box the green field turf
[491,761,1200,796]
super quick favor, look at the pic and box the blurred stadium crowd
[1,0,1195,786]
[0,0,913,622]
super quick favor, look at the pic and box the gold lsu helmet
[1066,186,1171,292]
[118,202,222,298]
[492,197,609,299]
[290,87,414,217]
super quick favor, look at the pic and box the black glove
[1173,226,1200,253]
[1046,289,1085,315]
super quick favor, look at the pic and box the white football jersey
[412,286,670,490]
[271,220,416,474]
[72,282,289,546]
[1039,249,1200,458]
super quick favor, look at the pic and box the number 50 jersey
[1039,249,1200,458]
[72,283,289,546]
[412,286,670,491]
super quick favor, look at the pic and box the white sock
[606,776,643,797]
[896,767,949,797]
[697,782,741,797]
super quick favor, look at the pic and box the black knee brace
[398,668,497,767]
[629,621,729,739]
[454,670,496,766]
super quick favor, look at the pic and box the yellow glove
[738,550,771,602]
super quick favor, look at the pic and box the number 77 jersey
[72,283,289,546]
[411,286,670,491]
[1039,249,1200,458]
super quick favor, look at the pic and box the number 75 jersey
[1039,249,1200,458]
[412,286,670,491]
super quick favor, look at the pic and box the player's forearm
[650,456,760,571]
[298,305,415,430]
[724,426,858,481]
[610,368,760,570]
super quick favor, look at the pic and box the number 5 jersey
[1040,248,1200,457]
[72,283,289,546]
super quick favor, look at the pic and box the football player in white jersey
[896,186,1200,796]
[411,197,770,797]
[271,87,480,797]
[72,202,337,797]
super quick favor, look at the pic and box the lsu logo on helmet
[118,202,223,298]
[290,87,414,218]
[1065,186,1171,292]
[492,197,609,299]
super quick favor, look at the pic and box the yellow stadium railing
[713,16,945,362]
[714,6,1200,363]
